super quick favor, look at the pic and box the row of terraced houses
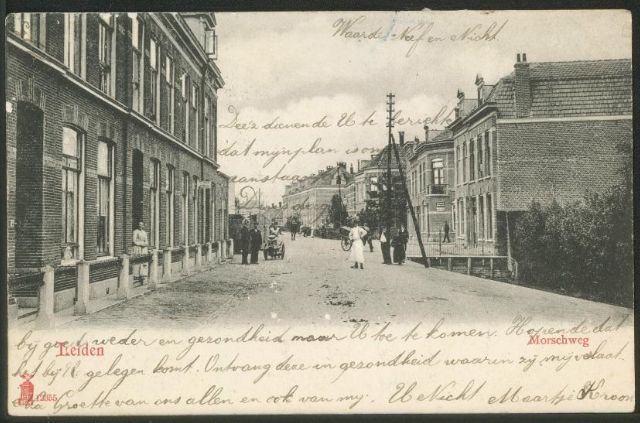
[6,12,231,320]
[283,54,632,258]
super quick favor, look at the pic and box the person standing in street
[239,219,250,265]
[393,225,408,265]
[443,220,451,243]
[363,224,374,252]
[348,219,367,270]
[249,222,263,264]
[380,225,392,264]
[132,222,149,283]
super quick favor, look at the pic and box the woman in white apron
[132,222,149,283]
[348,219,368,269]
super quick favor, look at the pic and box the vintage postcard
[5,9,634,415]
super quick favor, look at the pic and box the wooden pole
[390,133,429,268]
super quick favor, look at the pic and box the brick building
[282,163,352,229]
[449,54,632,255]
[406,128,455,242]
[7,13,229,311]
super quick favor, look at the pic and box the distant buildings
[282,163,352,228]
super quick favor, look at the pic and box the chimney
[514,52,531,118]
[350,163,354,174]
[399,131,405,146]
[424,124,430,142]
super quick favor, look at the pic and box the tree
[512,140,633,306]
[357,199,380,230]
[327,194,348,228]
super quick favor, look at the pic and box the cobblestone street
[67,236,631,329]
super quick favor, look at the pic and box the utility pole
[390,132,429,268]
[386,93,394,233]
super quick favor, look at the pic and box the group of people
[348,220,409,270]
[237,220,263,265]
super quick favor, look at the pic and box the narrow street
[66,236,630,329]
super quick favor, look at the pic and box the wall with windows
[6,12,225,275]
[451,113,498,248]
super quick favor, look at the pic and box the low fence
[9,239,234,326]
[406,236,496,257]
[410,255,517,282]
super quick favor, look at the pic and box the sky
[215,10,632,205]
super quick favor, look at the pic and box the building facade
[282,163,352,229]
[406,129,455,242]
[7,13,228,309]
[449,54,632,255]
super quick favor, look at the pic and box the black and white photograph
[5,9,634,415]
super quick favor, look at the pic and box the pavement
[65,236,632,329]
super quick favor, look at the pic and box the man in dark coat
[380,225,392,264]
[249,222,263,264]
[443,220,451,243]
[239,220,250,265]
[392,225,409,265]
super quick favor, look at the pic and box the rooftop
[486,58,632,119]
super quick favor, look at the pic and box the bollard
[8,296,18,323]
[220,241,226,262]
[182,245,191,275]
[74,260,90,315]
[117,254,131,299]
[195,244,203,270]
[162,248,172,283]
[447,257,453,271]
[216,243,222,264]
[228,239,234,259]
[36,266,55,329]
[467,257,472,275]
[149,250,159,290]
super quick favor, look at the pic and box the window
[432,159,444,186]
[462,141,467,182]
[478,195,485,241]
[64,13,83,76]
[486,130,492,176]
[455,146,461,185]
[13,13,45,48]
[469,138,475,181]
[181,73,190,143]
[205,28,217,59]
[478,133,484,178]
[129,13,143,112]
[149,38,159,119]
[370,176,378,192]
[486,193,493,239]
[98,14,113,95]
[97,140,113,255]
[193,176,200,243]
[166,166,175,247]
[165,55,175,133]
[191,83,199,150]
[204,95,211,157]
[149,160,160,249]
[61,127,83,261]
[182,173,189,245]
